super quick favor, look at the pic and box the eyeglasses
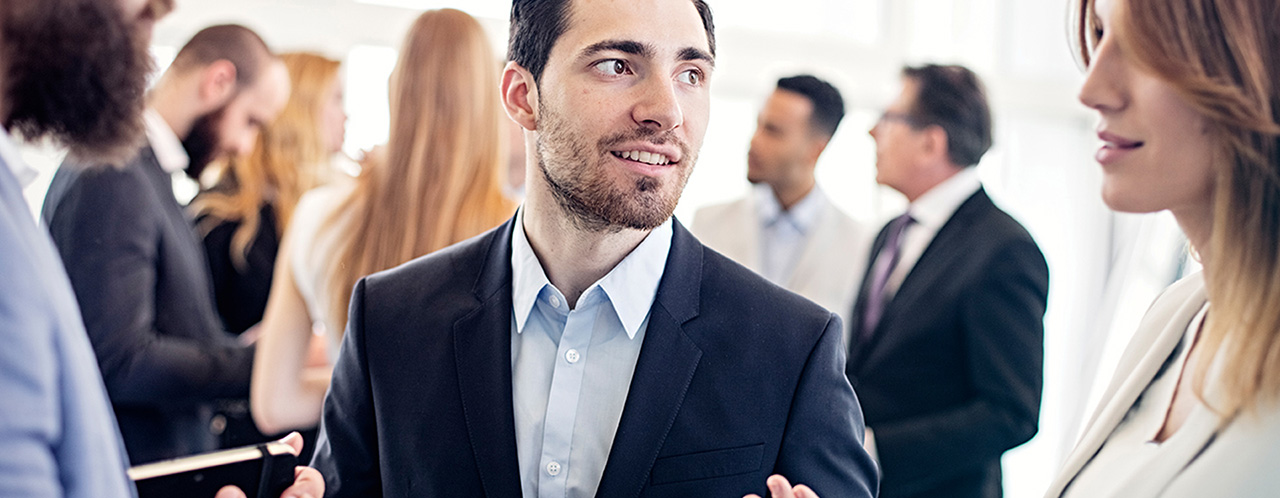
[876,111,922,128]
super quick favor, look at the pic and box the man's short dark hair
[508,0,716,82]
[170,24,273,89]
[901,64,992,167]
[776,75,844,139]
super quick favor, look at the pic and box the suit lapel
[847,221,892,369]
[1046,278,1209,496]
[786,200,833,292]
[453,219,523,497]
[855,190,989,371]
[595,219,704,498]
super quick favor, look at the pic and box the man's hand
[212,432,325,498]
[743,474,819,498]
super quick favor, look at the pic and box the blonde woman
[1044,0,1280,496]
[251,9,516,435]
[191,52,346,335]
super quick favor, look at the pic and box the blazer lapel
[595,219,704,498]
[847,221,892,370]
[786,200,836,293]
[453,218,523,497]
[1046,277,1209,497]
[855,190,987,371]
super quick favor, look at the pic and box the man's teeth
[616,150,671,165]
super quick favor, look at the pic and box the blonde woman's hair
[192,52,342,269]
[1078,0,1280,416]
[325,9,516,336]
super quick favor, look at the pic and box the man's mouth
[612,150,673,166]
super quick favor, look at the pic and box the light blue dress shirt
[510,208,673,498]
[0,131,136,498]
[755,185,826,285]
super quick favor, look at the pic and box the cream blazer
[1046,272,1280,497]
[691,191,869,342]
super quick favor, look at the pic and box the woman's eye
[677,69,702,86]
[594,60,627,76]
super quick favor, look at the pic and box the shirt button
[565,349,580,364]
[549,295,561,308]
[546,461,561,476]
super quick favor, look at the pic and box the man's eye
[677,69,702,86]
[594,60,627,76]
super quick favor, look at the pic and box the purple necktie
[861,212,915,341]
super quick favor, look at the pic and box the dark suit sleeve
[774,314,880,498]
[310,278,382,497]
[872,239,1048,490]
[48,170,251,405]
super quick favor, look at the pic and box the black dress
[194,200,316,458]
[196,202,279,336]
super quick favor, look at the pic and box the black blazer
[43,145,254,464]
[846,189,1049,498]
[310,217,879,497]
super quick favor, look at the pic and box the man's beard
[535,99,695,233]
[2,0,153,165]
[181,107,227,180]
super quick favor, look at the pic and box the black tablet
[128,441,298,498]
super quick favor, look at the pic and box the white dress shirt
[143,109,198,204]
[143,109,188,174]
[0,131,37,189]
[755,184,826,285]
[510,208,673,498]
[885,167,982,297]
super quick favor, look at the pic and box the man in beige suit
[693,75,868,336]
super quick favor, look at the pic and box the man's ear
[197,60,238,112]
[805,134,831,164]
[921,125,950,164]
[502,61,538,131]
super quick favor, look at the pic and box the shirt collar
[0,129,37,188]
[511,206,673,339]
[907,167,981,230]
[754,184,826,233]
[144,108,189,174]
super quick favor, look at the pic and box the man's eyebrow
[580,40,653,59]
[678,47,715,67]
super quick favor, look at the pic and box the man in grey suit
[42,24,290,464]
[693,75,868,336]
[848,64,1049,498]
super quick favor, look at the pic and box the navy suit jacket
[847,189,1049,498]
[42,146,253,464]
[311,217,879,497]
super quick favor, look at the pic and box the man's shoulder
[695,245,835,330]
[45,148,156,216]
[361,221,509,303]
[690,195,754,232]
[955,190,1041,250]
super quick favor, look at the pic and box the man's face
[868,78,928,195]
[1,0,167,162]
[748,89,817,187]
[182,61,291,177]
[532,0,714,232]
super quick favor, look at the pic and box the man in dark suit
[42,25,291,465]
[848,64,1049,498]
[308,1,878,497]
